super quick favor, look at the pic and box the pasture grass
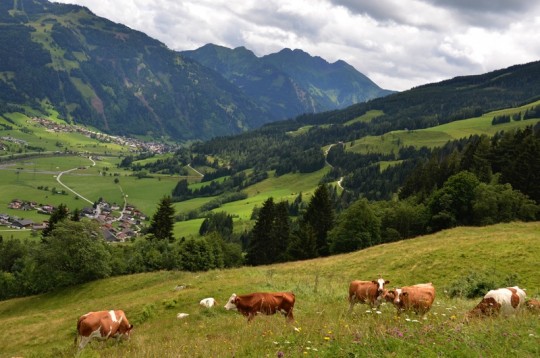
[347,101,540,155]
[0,222,538,357]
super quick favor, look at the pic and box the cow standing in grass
[224,292,295,322]
[348,278,389,312]
[385,283,436,316]
[75,310,133,350]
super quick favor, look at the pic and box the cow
[385,283,435,316]
[525,298,540,312]
[200,297,218,308]
[468,286,526,317]
[224,292,295,322]
[348,278,389,312]
[75,310,133,350]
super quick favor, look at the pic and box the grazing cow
[469,286,526,317]
[348,278,389,311]
[200,297,217,308]
[385,283,435,316]
[75,310,133,350]
[224,292,295,322]
[526,298,540,312]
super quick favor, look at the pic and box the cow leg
[286,310,294,322]
[78,336,91,350]
[348,295,356,313]
[247,312,255,322]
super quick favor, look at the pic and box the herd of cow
[74,278,540,350]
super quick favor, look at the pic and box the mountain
[182,44,394,120]
[0,0,392,142]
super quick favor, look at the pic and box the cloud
[51,0,540,91]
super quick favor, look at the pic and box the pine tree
[302,184,335,257]
[272,201,291,262]
[42,203,69,238]
[148,196,175,242]
[246,197,275,265]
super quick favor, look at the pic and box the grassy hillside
[1,222,538,357]
[347,100,540,155]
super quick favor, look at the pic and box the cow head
[468,297,501,318]
[382,289,396,303]
[372,278,390,297]
[392,288,404,305]
[117,315,134,339]
[224,293,238,310]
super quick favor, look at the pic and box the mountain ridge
[0,0,392,142]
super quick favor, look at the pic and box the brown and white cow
[385,283,435,316]
[468,286,526,317]
[348,278,389,312]
[75,310,133,350]
[525,298,540,312]
[224,292,295,322]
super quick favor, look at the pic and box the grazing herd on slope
[74,278,539,350]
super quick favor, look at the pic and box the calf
[75,310,133,350]
[224,292,295,322]
[525,298,540,312]
[386,283,435,316]
[469,286,526,317]
[348,278,389,312]
[200,297,217,308]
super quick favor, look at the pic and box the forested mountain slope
[182,44,393,120]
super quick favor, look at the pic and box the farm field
[0,222,538,357]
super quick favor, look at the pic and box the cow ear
[385,280,390,284]
[372,280,378,284]
[402,292,409,296]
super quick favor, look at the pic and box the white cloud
[52,0,540,91]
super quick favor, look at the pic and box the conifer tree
[302,184,335,257]
[42,203,69,238]
[246,197,275,265]
[148,196,175,242]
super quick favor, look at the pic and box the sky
[52,0,540,91]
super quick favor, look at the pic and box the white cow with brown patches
[469,286,526,317]
[75,310,133,350]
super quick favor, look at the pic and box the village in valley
[1,198,147,242]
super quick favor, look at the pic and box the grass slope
[1,222,538,357]
[347,101,540,155]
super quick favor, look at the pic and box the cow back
[400,284,436,314]
[349,280,377,302]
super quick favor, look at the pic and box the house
[102,228,118,242]
[11,219,34,229]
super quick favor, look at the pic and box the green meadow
[347,101,540,155]
[0,222,538,357]
[0,112,125,156]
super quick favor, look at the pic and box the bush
[446,271,520,298]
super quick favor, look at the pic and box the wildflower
[277,351,284,358]
[450,315,456,320]
[324,336,331,341]
[376,311,382,314]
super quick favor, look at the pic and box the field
[347,101,540,155]
[0,222,538,357]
